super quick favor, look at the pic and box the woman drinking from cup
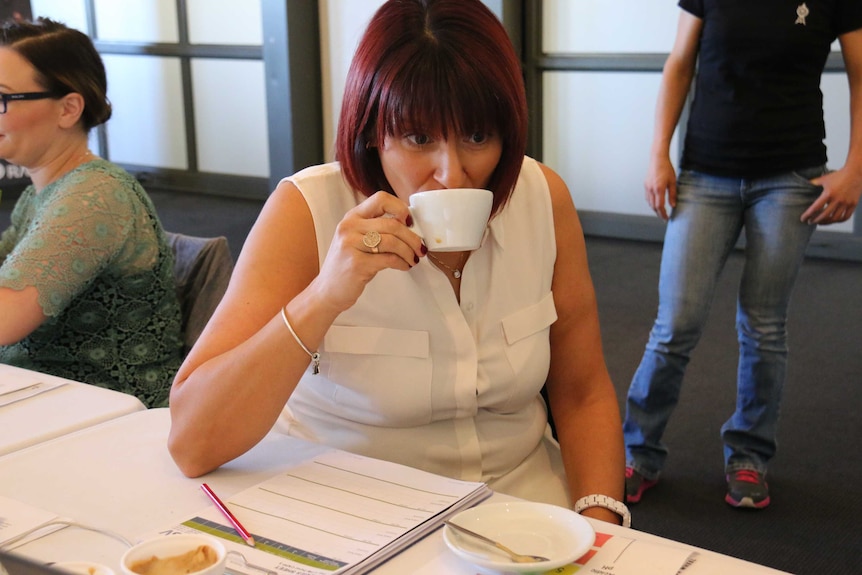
[169,0,628,526]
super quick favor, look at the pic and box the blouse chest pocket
[322,325,433,426]
[500,291,557,383]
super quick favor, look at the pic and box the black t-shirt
[679,0,862,177]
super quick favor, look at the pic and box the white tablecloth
[0,408,789,575]
[0,364,145,457]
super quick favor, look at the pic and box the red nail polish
[407,215,414,227]
[420,244,427,255]
[414,255,419,264]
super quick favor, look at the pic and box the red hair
[335,0,527,216]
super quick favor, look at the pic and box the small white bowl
[120,533,226,575]
[54,562,115,575]
[443,501,595,574]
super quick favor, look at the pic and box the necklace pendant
[426,252,466,279]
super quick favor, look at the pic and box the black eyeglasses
[0,91,60,114]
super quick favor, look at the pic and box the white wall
[543,72,671,217]
[29,0,86,31]
[541,0,677,218]
[319,0,381,162]
[543,0,678,53]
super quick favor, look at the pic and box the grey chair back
[165,231,233,353]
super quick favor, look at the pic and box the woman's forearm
[167,282,342,476]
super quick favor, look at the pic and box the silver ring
[362,230,381,254]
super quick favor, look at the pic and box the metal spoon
[445,520,550,564]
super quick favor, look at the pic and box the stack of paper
[0,381,65,408]
[149,449,491,575]
[0,496,64,549]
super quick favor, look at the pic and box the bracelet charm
[280,306,321,375]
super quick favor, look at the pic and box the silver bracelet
[572,494,631,528]
[280,306,321,375]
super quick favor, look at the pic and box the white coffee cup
[120,533,226,575]
[408,188,493,252]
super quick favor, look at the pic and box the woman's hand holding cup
[312,191,425,312]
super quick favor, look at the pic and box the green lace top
[0,158,183,407]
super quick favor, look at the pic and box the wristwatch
[573,494,632,528]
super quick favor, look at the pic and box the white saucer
[442,501,595,574]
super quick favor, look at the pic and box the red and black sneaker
[725,469,770,509]
[625,466,658,504]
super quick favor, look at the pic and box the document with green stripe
[149,449,490,575]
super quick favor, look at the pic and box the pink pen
[200,483,255,547]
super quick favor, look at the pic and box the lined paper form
[150,449,490,575]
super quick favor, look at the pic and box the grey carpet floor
[588,237,862,575]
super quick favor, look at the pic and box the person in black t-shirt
[623,0,862,509]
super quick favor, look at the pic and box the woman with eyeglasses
[0,18,183,408]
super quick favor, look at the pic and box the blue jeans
[623,166,825,479]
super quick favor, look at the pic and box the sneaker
[625,466,658,504]
[725,469,770,509]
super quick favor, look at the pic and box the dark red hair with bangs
[335,0,528,216]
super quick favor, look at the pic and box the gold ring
[362,230,381,254]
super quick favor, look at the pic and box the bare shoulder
[217,178,320,332]
[209,178,317,327]
[238,178,318,278]
[176,178,319,377]
[535,162,589,280]
[537,161,568,194]
[536,161,579,221]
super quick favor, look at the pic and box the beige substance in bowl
[128,545,218,575]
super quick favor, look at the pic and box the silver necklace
[427,252,468,279]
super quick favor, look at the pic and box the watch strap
[572,494,632,528]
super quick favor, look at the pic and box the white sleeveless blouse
[278,157,569,506]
